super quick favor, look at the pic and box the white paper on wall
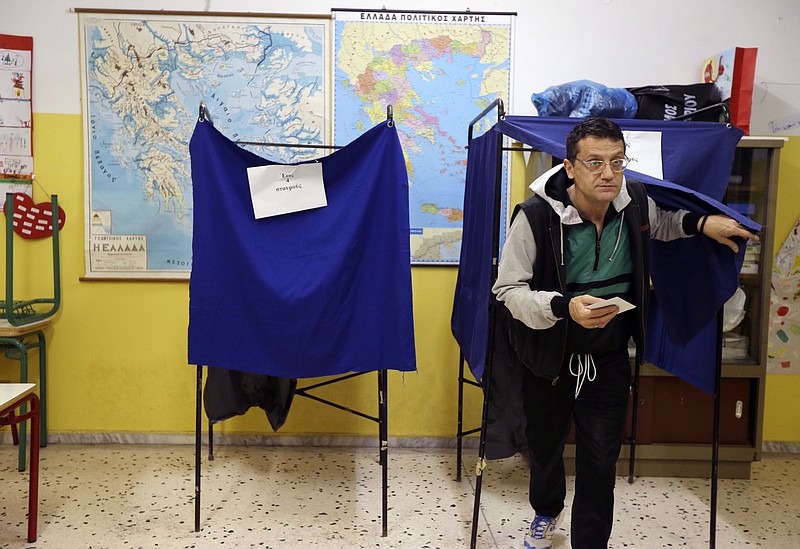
[768,215,800,374]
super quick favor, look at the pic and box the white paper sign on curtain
[622,130,663,180]
[768,215,800,373]
[247,163,327,219]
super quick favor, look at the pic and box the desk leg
[17,343,29,472]
[0,392,39,542]
[28,393,40,543]
[36,332,47,448]
[9,410,19,444]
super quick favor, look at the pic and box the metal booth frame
[193,102,395,538]
[454,99,730,549]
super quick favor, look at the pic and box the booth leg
[379,370,388,537]
[456,354,465,482]
[194,365,203,533]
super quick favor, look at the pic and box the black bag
[627,83,723,121]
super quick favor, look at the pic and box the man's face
[563,136,625,207]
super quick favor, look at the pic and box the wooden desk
[0,318,50,472]
[0,318,51,337]
[0,383,40,542]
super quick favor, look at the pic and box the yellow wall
[764,137,800,442]
[1,114,798,443]
[0,113,484,438]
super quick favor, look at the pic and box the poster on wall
[332,9,514,264]
[768,215,800,374]
[79,11,330,279]
[0,33,33,207]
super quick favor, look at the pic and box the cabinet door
[724,146,774,364]
[650,377,752,444]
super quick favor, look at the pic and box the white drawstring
[559,222,564,266]
[568,353,596,398]
[608,211,624,261]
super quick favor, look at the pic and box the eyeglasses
[575,157,629,174]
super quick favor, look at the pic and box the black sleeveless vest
[504,177,651,380]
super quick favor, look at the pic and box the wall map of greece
[81,11,512,275]
[81,14,328,277]
[334,11,512,263]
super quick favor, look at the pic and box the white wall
[7,0,800,133]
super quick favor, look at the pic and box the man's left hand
[699,214,759,253]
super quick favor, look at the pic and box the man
[492,117,757,549]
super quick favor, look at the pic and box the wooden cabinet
[631,137,783,478]
[648,377,753,445]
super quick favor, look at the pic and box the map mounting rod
[71,8,331,20]
[331,7,517,16]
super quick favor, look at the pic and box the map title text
[359,12,487,23]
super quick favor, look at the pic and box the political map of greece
[81,15,328,277]
[334,11,512,263]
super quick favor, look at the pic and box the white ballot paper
[622,130,663,180]
[247,163,327,218]
[587,296,636,313]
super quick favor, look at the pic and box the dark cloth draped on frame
[189,120,416,427]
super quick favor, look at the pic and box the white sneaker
[523,513,562,549]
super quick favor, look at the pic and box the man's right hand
[568,295,619,330]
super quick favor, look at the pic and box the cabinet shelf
[739,273,760,285]
[640,361,761,376]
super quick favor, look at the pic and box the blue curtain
[188,120,416,378]
[454,116,755,393]
[451,130,500,382]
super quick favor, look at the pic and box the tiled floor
[1,443,798,548]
